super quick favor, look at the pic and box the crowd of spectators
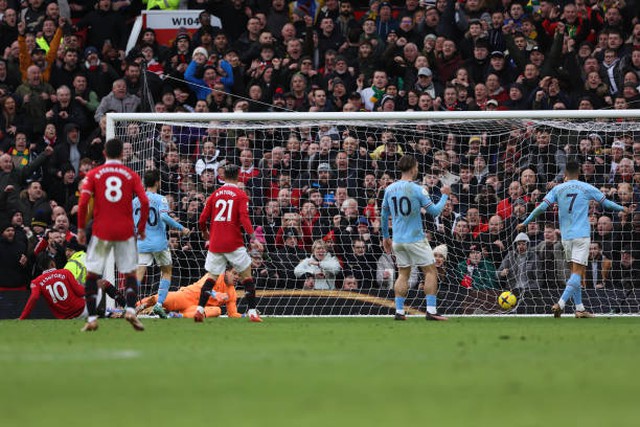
[1,0,640,315]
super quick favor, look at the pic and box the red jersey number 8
[105,176,123,202]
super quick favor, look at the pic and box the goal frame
[105,110,640,316]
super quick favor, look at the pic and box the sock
[198,278,215,308]
[87,315,97,323]
[568,274,583,311]
[395,296,406,314]
[558,273,582,309]
[125,307,135,316]
[425,294,437,315]
[242,278,257,310]
[124,275,138,309]
[157,278,171,305]
[558,287,571,309]
[248,308,257,316]
[85,274,99,316]
[102,282,126,307]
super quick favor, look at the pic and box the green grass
[2,317,639,427]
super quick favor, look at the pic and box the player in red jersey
[19,264,127,320]
[195,164,262,322]
[77,138,149,332]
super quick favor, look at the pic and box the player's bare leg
[82,272,101,332]
[421,264,448,321]
[239,265,262,322]
[194,272,219,322]
[123,272,144,331]
[393,266,411,320]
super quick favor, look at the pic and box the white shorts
[85,236,138,274]
[392,239,435,268]
[205,247,251,275]
[562,237,590,266]
[138,249,172,267]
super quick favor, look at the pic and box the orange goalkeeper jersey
[140,274,239,316]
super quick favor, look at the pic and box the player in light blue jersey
[381,155,451,321]
[133,170,190,318]
[519,160,626,318]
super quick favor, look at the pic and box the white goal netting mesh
[109,112,640,316]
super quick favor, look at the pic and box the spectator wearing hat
[185,47,234,100]
[414,66,439,98]
[325,56,356,92]
[487,50,516,86]
[502,82,526,110]
[163,32,192,79]
[464,38,491,87]
[367,1,398,40]
[376,93,396,111]
[271,226,304,287]
[327,77,348,110]
[137,28,170,64]
[48,162,79,213]
[0,219,31,317]
[497,232,538,293]
[80,45,119,99]
[48,122,86,179]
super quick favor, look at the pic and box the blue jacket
[184,59,234,100]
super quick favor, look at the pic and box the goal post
[106,110,640,316]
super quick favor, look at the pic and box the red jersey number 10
[45,281,68,303]
[214,199,234,222]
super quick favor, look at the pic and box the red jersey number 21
[214,199,234,222]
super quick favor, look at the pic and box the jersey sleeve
[132,197,140,227]
[587,184,607,204]
[542,187,557,205]
[239,192,254,235]
[417,184,433,209]
[77,174,95,230]
[19,283,40,320]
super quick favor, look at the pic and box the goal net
[106,111,640,316]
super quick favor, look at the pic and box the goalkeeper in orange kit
[137,267,241,318]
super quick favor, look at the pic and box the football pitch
[2,317,639,427]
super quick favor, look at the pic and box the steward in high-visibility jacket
[64,238,87,285]
[144,0,180,10]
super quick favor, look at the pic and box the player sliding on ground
[136,267,241,318]
[381,155,451,321]
[195,164,262,323]
[78,138,149,331]
[518,160,627,318]
[133,169,190,319]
